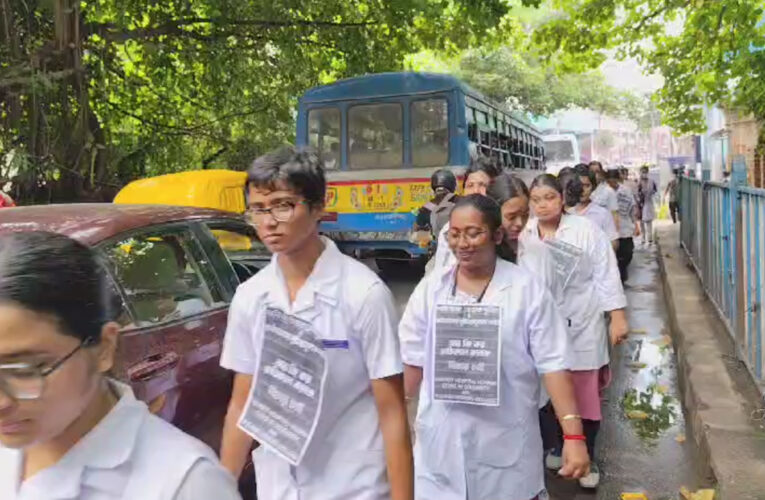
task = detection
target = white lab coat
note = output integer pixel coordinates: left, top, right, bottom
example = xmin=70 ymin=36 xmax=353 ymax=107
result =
xmin=220 ymin=237 xmax=403 ymax=500
xmin=0 ymin=382 xmax=240 ymax=500
xmin=520 ymin=214 xmax=626 ymax=370
xmin=574 ymin=203 xmax=618 ymax=242
xmin=399 ymin=259 xmax=570 ymax=500
xmin=591 ymin=183 xmax=618 ymax=213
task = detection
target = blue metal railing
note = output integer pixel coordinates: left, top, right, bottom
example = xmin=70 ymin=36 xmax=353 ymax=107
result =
xmin=680 ymin=177 xmax=765 ymax=385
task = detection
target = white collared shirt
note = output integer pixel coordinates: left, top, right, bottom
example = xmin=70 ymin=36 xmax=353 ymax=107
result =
xmin=220 ymin=237 xmax=403 ymax=500
xmin=399 ymin=259 xmax=569 ymax=500
xmin=616 ymin=183 xmax=638 ymax=238
xmin=520 ymin=214 xmax=626 ymax=370
xmin=0 ymin=382 xmax=240 ymax=500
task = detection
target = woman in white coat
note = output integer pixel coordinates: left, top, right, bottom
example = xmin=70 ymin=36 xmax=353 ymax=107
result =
xmin=520 ymin=174 xmax=629 ymax=489
xmin=0 ymin=232 xmax=241 ymax=500
xmin=400 ymin=194 xmax=590 ymax=500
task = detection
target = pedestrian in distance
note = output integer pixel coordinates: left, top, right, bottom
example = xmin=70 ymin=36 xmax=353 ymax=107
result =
xmin=664 ymin=169 xmax=681 ymax=224
xmin=429 ymin=156 xmax=501 ymax=275
xmin=0 ymin=191 xmax=14 ymax=208
xmin=637 ymin=165 xmax=658 ymax=245
xmin=610 ymin=169 xmax=641 ymax=282
xmin=399 ymin=194 xmax=590 ymax=500
xmin=414 ymin=169 xmax=458 ymax=252
xmin=219 ymin=146 xmax=414 ymax=500
xmin=520 ymin=174 xmax=629 ymax=489
xmin=0 ymin=231 xmax=242 ymax=500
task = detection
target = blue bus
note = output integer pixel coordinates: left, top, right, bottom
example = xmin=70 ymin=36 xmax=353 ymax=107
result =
xmin=296 ymin=72 xmax=544 ymax=260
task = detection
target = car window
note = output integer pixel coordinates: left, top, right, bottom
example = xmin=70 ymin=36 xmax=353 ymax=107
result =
xmin=205 ymin=221 xmax=271 ymax=284
xmin=104 ymin=274 xmax=133 ymax=327
xmin=105 ymin=229 xmax=226 ymax=327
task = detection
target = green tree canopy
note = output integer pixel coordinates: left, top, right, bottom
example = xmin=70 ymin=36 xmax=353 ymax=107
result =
xmin=533 ymin=0 xmax=765 ymax=133
xmin=1 ymin=0 xmax=533 ymax=203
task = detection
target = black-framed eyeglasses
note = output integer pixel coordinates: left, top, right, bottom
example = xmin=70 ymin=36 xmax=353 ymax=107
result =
xmin=0 ymin=337 xmax=96 ymax=401
xmin=245 ymin=200 xmax=308 ymax=226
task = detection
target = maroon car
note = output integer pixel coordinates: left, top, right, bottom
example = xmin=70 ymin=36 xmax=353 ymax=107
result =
xmin=0 ymin=204 xmax=269 ymax=491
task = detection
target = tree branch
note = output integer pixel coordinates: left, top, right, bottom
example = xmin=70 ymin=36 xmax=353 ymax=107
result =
xmin=87 ymin=17 xmax=376 ymax=43
xmin=202 ymin=147 xmax=227 ymax=169
xmin=0 ymin=68 xmax=80 ymax=89
xmin=632 ymin=0 xmax=691 ymax=33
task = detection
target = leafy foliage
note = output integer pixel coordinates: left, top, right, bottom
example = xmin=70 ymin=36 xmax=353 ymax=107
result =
xmin=533 ymin=0 xmax=765 ymax=133
xmin=1 ymin=0 xmax=527 ymax=203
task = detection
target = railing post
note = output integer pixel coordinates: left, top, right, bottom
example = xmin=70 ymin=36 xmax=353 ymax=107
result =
xmin=731 ymin=156 xmax=747 ymax=357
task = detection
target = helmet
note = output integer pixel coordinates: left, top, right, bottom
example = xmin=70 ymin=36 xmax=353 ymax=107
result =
xmin=431 ymin=169 xmax=457 ymax=193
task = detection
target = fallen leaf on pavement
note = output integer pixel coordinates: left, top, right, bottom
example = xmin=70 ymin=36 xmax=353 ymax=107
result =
xmin=631 ymin=329 xmax=647 ymax=335
xmin=675 ymin=434 xmax=686 ymax=443
xmin=656 ymin=384 xmax=670 ymax=394
xmin=651 ymin=335 xmax=673 ymax=347
xmin=626 ymin=410 xmax=649 ymax=420
xmin=680 ymin=486 xmax=715 ymax=500
xmin=628 ymin=361 xmax=648 ymax=369
xmin=620 ymin=493 xmax=648 ymax=500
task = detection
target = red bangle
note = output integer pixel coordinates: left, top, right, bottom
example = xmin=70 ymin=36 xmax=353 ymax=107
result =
xmin=563 ymin=434 xmax=586 ymax=441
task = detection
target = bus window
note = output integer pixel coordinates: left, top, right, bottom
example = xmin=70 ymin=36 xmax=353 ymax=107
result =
xmin=411 ymin=98 xmax=449 ymax=167
xmin=308 ymin=107 xmax=341 ymax=170
xmin=348 ymin=103 xmax=403 ymax=170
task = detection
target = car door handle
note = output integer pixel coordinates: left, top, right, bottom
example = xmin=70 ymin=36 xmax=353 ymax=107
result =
xmin=127 ymin=352 xmax=180 ymax=382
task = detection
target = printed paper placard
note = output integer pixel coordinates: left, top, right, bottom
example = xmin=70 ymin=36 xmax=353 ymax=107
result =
xmin=238 ymin=308 xmax=327 ymax=465
xmin=432 ymin=304 xmax=502 ymax=406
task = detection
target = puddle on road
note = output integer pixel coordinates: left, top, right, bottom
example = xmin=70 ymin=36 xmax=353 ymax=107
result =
xmin=621 ymin=332 xmax=682 ymax=444
xmin=622 ymin=384 xmax=679 ymax=441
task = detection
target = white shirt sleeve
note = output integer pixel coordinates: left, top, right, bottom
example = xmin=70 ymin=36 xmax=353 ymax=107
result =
xmin=355 ymin=283 xmax=404 ymax=380
xmin=174 ymin=458 xmax=242 ymax=500
xmin=589 ymin=226 xmax=627 ymax=312
xmin=398 ymin=277 xmax=430 ymax=367
xmin=607 ymin=188 xmax=619 ymax=213
xmin=602 ymin=208 xmax=619 ymax=241
xmin=219 ymin=287 xmax=258 ymax=374
xmin=525 ymin=275 xmax=571 ymax=374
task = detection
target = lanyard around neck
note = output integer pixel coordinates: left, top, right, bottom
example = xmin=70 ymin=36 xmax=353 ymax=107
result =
xmin=451 ymin=265 xmax=492 ymax=303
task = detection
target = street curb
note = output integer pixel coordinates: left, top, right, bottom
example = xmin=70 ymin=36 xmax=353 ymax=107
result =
xmin=656 ymin=225 xmax=765 ymax=500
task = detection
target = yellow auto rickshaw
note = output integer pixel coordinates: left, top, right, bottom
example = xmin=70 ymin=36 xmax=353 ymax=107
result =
xmin=114 ymin=170 xmax=255 ymax=253
xmin=114 ymin=169 xmax=247 ymax=213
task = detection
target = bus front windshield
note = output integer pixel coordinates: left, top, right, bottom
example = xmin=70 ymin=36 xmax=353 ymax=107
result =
xmin=348 ymin=103 xmax=403 ymax=170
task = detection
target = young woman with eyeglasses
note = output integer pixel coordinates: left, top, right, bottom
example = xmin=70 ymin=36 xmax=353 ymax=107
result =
xmin=0 ymin=231 xmax=241 ymax=500
xmin=399 ymin=194 xmax=590 ymax=500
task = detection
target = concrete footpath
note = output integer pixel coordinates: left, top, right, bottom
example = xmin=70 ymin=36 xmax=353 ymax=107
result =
xmin=657 ymin=223 xmax=765 ymax=499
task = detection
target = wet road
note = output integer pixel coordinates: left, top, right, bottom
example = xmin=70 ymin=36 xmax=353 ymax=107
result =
xmin=382 ymin=239 xmax=709 ymax=499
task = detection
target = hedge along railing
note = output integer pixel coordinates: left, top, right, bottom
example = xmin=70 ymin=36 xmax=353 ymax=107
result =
xmin=679 ymin=175 xmax=765 ymax=388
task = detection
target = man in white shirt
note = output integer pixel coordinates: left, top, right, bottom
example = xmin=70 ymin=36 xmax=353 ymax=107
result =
xmin=219 ymin=146 xmax=413 ymax=500
xmin=610 ymin=169 xmax=641 ymax=282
